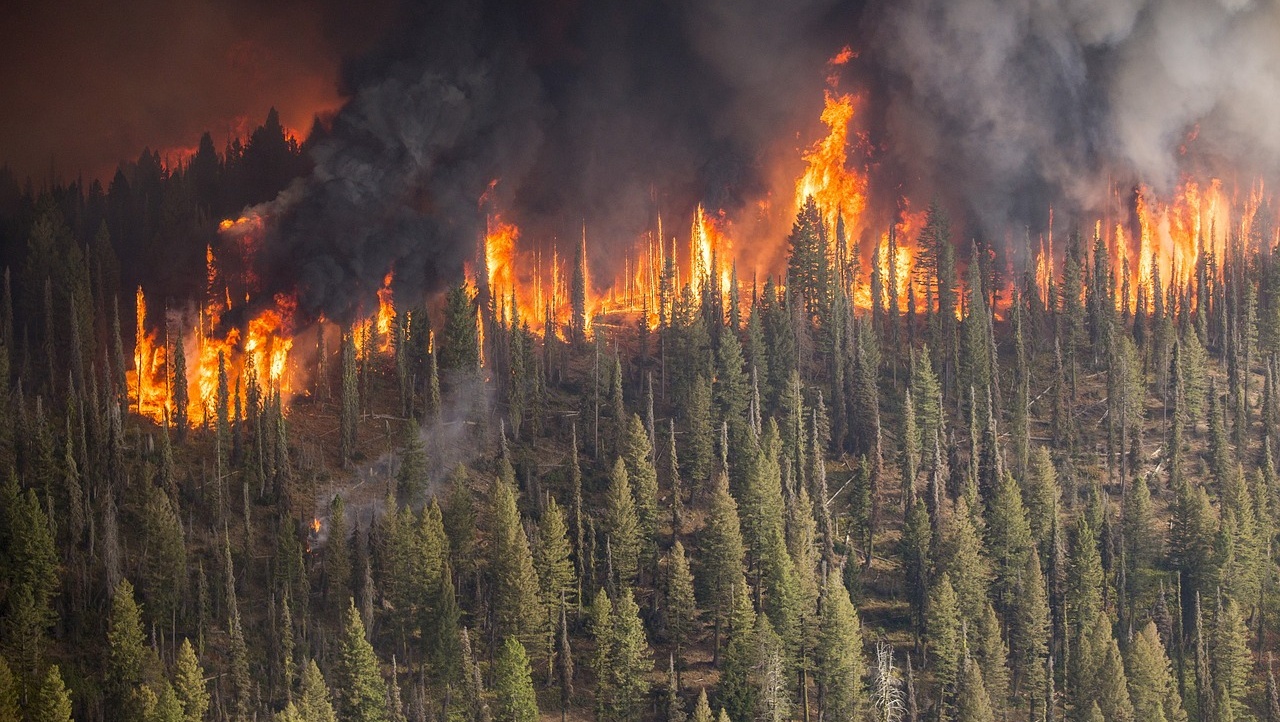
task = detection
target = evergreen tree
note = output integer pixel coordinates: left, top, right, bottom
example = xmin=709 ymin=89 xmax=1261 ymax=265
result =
xmin=297 ymin=660 xmax=337 ymax=722
xmin=394 ymin=422 xmax=428 ymax=503
xmin=489 ymin=478 xmax=545 ymax=650
xmin=699 ymin=471 xmax=746 ymax=661
xmin=684 ymin=375 xmax=715 ymax=490
xmin=106 ymin=579 xmax=155 ymax=721
xmin=817 ymin=570 xmax=868 ymax=722
xmin=335 ymin=600 xmax=387 ymax=722
xmin=718 ymin=581 xmax=758 ymax=722
xmin=173 ymin=639 xmax=209 ymax=722
xmin=441 ymin=283 xmax=480 ymax=373
xmin=664 ymin=541 xmax=698 ymax=676
xmin=926 ymin=573 xmax=963 ymax=692
xmin=607 ymin=588 xmax=653 ymax=722
xmin=340 ymin=330 xmax=359 ymax=465
xmin=0 ymin=657 xmax=18 ymax=722
xmin=28 ymin=664 xmax=72 ymax=722
xmin=690 ymin=689 xmax=714 ymax=722
xmin=492 ymin=638 xmax=539 ymax=722
xmin=623 ymin=415 xmax=660 ymax=575
xmin=535 ymin=498 xmax=576 ymax=654
xmin=604 ymin=458 xmax=641 ymax=589
xmin=1210 ymin=596 xmax=1251 ymax=722
xmin=955 ymin=656 xmax=995 ymax=722
xmin=324 ymin=495 xmax=351 ymax=616
xmin=1127 ymin=621 xmax=1186 ymax=722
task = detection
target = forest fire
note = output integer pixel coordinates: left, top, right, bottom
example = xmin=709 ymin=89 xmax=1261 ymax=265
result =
xmin=124 ymin=56 xmax=1280 ymax=432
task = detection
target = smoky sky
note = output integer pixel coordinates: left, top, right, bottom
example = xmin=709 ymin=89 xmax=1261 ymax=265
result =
xmin=0 ymin=0 xmax=395 ymax=183
xmin=6 ymin=0 xmax=1279 ymax=322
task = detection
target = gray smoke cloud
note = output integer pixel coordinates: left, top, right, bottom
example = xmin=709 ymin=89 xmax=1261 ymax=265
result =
xmin=872 ymin=0 xmax=1280 ymax=238
xmin=249 ymin=0 xmax=855 ymax=322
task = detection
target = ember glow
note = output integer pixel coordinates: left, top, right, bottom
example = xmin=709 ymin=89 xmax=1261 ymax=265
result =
xmin=124 ymin=52 xmax=1280 ymax=427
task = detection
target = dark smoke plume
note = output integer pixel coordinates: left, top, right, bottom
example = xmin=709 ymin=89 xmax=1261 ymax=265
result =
xmin=254 ymin=0 xmax=1280 ymax=321
xmin=254 ymin=0 xmax=858 ymax=322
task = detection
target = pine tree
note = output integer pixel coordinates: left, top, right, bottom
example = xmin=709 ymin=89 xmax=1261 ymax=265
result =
xmin=684 ymin=375 xmax=715 ymax=490
xmin=571 ymin=233 xmax=588 ymax=343
xmin=173 ymin=638 xmax=209 ymax=722
xmin=607 ymin=588 xmax=653 ymax=722
xmin=442 ymin=283 xmax=480 ymax=372
xmin=493 ymin=638 xmax=539 ymax=722
xmin=172 ymin=330 xmax=188 ymax=435
xmin=939 ymin=499 xmax=991 ymax=626
xmin=395 ymin=421 xmax=428 ymax=503
xmin=106 ymin=579 xmax=155 ymax=721
xmin=1009 ymin=552 xmax=1050 ymax=711
xmin=340 ymin=330 xmax=359 ymax=465
xmin=0 ymin=657 xmax=18 ymax=722
xmin=985 ymin=472 xmax=1034 ymax=616
xmin=535 ymin=498 xmax=576 ymax=653
xmin=955 ymin=656 xmax=995 ymax=722
xmin=664 ymin=541 xmax=698 ymax=677
xmin=1127 ymin=621 xmax=1186 ymax=722
xmin=901 ymin=499 xmax=932 ymax=642
xmin=603 ymin=458 xmax=642 ymax=589
xmin=817 ymin=570 xmax=868 ymax=722
xmin=27 ymin=664 xmax=71 ymax=722
xmin=718 ymin=581 xmax=758 ymax=722
xmin=699 ymin=471 xmax=746 ymax=662
xmin=690 ymin=689 xmax=714 ymax=722
xmin=926 ymin=573 xmax=963 ymax=692
xmin=335 ymin=600 xmax=387 ymax=722
xmin=1211 ymin=596 xmax=1251 ymax=722
xmin=489 ymin=478 xmax=545 ymax=650
xmin=325 ymin=495 xmax=351 ymax=613
xmin=665 ymin=656 xmax=686 ymax=722
xmin=623 ymin=414 xmax=660 ymax=575
xmin=589 ymin=589 xmax=615 ymax=719
xmin=297 ymin=660 xmax=338 ymax=722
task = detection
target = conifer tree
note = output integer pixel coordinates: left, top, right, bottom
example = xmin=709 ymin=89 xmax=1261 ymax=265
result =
xmin=902 ymin=499 xmax=932 ymax=642
xmin=335 ymin=600 xmax=387 ymax=722
xmin=955 ymin=655 xmax=995 ymax=722
xmin=1210 ymin=596 xmax=1251 ymax=722
xmin=29 ymin=664 xmax=72 ymax=722
xmin=325 ymin=495 xmax=351 ymax=612
xmin=106 ymin=579 xmax=153 ymax=721
xmin=718 ymin=581 xmax=758 ymax=722
xmin=664 ymin=541 xmax=698 ymax=680
xmin=172 ymin=331 xmax=188 ymax=436
xmin=442 ymin=283 xmax=480 ymax=372
xmin=604 ymin=459 xmax=641 ymax=589
xmin=0 ymin=657 xmax=19 ymax=722
xmin=700 ymin=471 xmax=746 ymax=661
xmin=394 ymin=422 xmax=428 ymax=503
xmin=489 ymin=478 xmax=545 ymax=650
xmin=927 ymin=572 xmax=963 ymax=693
xmin=340 ymin=330 xmax=359 ymax=465
xmin=684 ymin=375 xmax=714 ymax=491
xmin=817 ymin=570 xmax=868 ymax=722
xmin=1127 ymin=621 xmax=1186 ymax=722
xmin=535 ymin=498 xmax=576 ymax=650
xmin=493 ymin=638 xmax=539 ymax=722
xmin=939 ymin=499 xmax=991 ymax=626
xmin=690 ymin=689 xmax=713 ymax=722
xmin=173 ymin=638 xmax=209 ymax=722
xmin=985 ymin=472 xmax=1034 ymax=615
xmin=607 ymin=588 xmax=653 ymax=722
xmin=623 ymin=415 xmax=660 ymax=575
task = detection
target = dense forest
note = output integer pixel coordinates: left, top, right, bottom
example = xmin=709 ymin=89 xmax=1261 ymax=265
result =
xmin=3 ymin=113 xmax=1280 ymax=722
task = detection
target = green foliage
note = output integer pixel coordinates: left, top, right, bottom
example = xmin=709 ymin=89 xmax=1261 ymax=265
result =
xmin=488 ymin=479 xmax=544 ymax=650
xmin=335 ymin=600 xmax=387 ymax=722
xmin=622 ymin=414 xmax=660 ymax=572
xmin=604 ymin=458 xmax=641 ymax=588
xmin=816 ymin=570 xmax=867 ymax=722
xmin=441 ymin=283 xmax=480 ymax=373
xmin=664 ymin=541 xmax=698 ymax=661
xmin=1127 ymin=621 xmax=1186 ymax=722
xmin=173 ymin=639 xmax=209 ymax=722
xmin=492 ymin=638 xmax=538 ymax=722
xmin=28 ymin=664 xmax=71 ymax=722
